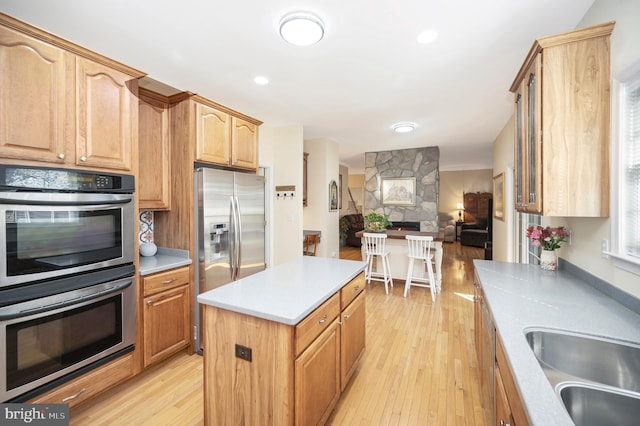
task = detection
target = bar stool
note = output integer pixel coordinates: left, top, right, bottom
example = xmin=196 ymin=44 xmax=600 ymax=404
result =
xmin=363 ymin=233 xmax=393 ymax=294
xmin=404 ymin=235 xmax=436 ymax=301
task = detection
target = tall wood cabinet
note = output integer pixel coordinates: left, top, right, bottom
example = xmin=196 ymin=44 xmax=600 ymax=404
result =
xmin=510 ymin=22 xmax=614 ymax=216
xmin=463 ymin=192 xmax=492 ymax=223
xmin=0 ymin=13 xmax=144 ymax=172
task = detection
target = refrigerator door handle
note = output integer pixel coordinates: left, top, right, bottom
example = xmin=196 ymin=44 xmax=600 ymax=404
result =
xmin=234 ymin=195 xmax=242 ymax=279
xmin=229 ymin=196 xmax=236 ymax=281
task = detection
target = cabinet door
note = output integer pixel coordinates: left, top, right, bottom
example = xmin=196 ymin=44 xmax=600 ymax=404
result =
xmin=196 ymin=103 xmax=231 ymax=165
xmin=514 ymin=80 xmax=526 ymax=209
xmin=495 ymin=366 xmax=515 ymax=426
xmin=139 ymin=93 xmax=170 ymax=210
xmin=143 ymin=284 xmax=190 ymax=367
xmin=75 ymin=57 xmax=136 ymax=171
xmin=523 ymin=55 xmax=542 ymax=213
xmin=340 ymin=290 xmax=365 ymax=390
xmin=0 ymin=26 xmax=71 ymax=163
xmin=295 ymin=321 xmax=341 ymax=426
xmin=231 ymin=117 xmax=258 ymax=170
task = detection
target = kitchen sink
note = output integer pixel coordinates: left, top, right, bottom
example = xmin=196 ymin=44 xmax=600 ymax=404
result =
xmin=525 ymin=328 xmax=640 ymax=393
xmin=559 ymin=383 xmax=640 ymax=426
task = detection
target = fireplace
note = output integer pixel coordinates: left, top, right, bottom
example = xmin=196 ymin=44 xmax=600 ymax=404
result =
xmin=387 ymin=221 xmax=420 ymax=231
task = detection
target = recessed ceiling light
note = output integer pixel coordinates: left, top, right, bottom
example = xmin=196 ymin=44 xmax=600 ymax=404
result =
xmin=392 ymin=122 xmax=416 ymax=133
xmin=417 ymin=30 xmax=438 ymax=44
xmin=279 ymin=11 xmax=325 ymax=46
xmin=254 ymin=76 xmax=269 ymax=85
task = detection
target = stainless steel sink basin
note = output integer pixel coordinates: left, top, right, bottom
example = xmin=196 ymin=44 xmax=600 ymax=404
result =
xmin=525 ymin=329 xmax=640 ymax=393
xmin=559 ymin=383 xmax=640 ymax=426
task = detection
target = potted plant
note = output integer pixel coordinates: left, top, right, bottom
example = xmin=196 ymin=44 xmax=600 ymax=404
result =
xmin=526 ymin=225 xmax=569 ymax=270
xmin=339 ymin=216 xmax=350 ymax=246
xmin=364 ymin=212 xmax=392 ymax=232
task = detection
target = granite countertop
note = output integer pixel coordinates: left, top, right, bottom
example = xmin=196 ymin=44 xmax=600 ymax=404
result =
xmin=197 ymin=256 xmax=367 ymax=325
xmin=138 ymin=247 xmax=192 ymax=275
xmin=473 ymin=260 xmax=640 ymax=425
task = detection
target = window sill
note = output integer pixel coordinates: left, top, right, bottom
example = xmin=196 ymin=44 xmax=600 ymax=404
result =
xmin=604 ymin=251 xmax=640 ymax=276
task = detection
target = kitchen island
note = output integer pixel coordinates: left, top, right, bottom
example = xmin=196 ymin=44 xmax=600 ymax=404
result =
xmin=356 ymin=229 xmax=444 ymax=290
xmin=197 ymin=256 xmax=367 ymax=425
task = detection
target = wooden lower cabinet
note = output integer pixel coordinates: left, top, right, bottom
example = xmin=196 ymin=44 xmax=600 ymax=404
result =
xmin=496 ymin=337 xmax=529 ymax=426
xmin=295 ymin=321 xmax=341 ymax=426
xmin=29 ymin=353 xmax=134 ymax=408
xmin=340 ymin=290 xmax=366 ymax=389
xmin=141 ymin=266 xmax=191 ymax=368
xmin=203 ymin=272 xmax=366 ymax=425
xmin=495 ymin=365 xmax=515 ymax=426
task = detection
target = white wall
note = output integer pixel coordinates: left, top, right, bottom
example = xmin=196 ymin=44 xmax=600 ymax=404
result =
xmin=259 ymin=125 xmax=304 ymax=266
xmin=304 ymin=138 xmax=340 ymax=258
xmin=492 ymin=0 xmax=640 ymax=296
xmin=439 ymin=169 xmax=493 ymax=220
xmin=491 ymin=116 xmax=515 ymax=262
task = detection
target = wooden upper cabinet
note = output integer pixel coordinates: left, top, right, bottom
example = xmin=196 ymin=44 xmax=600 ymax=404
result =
xmin=0 ymin=13 xmax=145 ymax=172
xmin=231 ymin=116 xmax=258 ymax=169
xmin=510 ymin=22 xmax=614 ymax=216
xmin=138 ymin=88 xmax=171 ymax=210
xmin=194 ymin=96 xmax=261 ymax=171
xmin=196 ymin=102 xmax=231 ymax=165
xmin=0 ymin=24 xmax=71 ymax=163
xmin=75 ymin=57 xmax=137 ymax=172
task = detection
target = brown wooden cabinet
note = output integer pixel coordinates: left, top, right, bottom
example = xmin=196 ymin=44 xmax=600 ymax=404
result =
xmin=510 ymin=22 xmax=614 ymax=216
xmin=496 ymin=337 xmax=529 ymax=426
xmin=203 ymin=271 xmax=366 ymax=425
xmin=141 ymin=266 xmax=191 ymax=368
xmin=138 ymin=88 xmax=172 ymax=210
xmin=463 ymin=192 xmax=492 ymax=223
xmin=0 ymin=14 xmax=144 ymax=172
xmin=29 ymin=353 xmax=134 ymax=408
xmin=195 ymin=97 xmax=260 ymax=171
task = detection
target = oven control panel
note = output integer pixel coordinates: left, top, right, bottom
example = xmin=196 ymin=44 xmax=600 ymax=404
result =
xmin=0 ymin=165 xmax=134 ymax=193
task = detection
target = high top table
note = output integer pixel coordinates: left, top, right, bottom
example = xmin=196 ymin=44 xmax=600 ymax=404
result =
xmin=356 ymin=230 xmax=444 ymax=291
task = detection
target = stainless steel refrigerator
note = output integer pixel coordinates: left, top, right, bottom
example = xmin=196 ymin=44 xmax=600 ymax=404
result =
xmin=194 ymin=166 xmax=266 ymax=353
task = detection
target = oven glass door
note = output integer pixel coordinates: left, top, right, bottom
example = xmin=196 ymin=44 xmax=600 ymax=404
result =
xmin=1 ymin=193 xmax=134 ymax=286
xmin=6 ymin=295 xmax=122 ymax=391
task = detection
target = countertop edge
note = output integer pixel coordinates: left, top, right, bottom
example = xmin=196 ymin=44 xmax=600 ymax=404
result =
xmin=138 ymin=248 xmax=192 ymax=275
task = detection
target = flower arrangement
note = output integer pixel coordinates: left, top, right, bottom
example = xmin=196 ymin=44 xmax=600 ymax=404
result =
xmin=526 ymin=226 xmax=569 ymax=251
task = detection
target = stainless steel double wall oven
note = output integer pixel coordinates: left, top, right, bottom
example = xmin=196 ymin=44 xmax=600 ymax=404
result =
xmin=0 ymin=165 xmax=136 ymax=402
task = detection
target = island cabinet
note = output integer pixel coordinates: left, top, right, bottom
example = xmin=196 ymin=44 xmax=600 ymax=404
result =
xmin=194 ymin=96 xmax=260 ymax=171
xmin=141 ymin=266 xmax=191 ymax=368
xmin=0 ymin=14 xmax=144 ymax=172
xmin=510 ymin=21 xmax=614 ymax=216
xmin=202 ymin=270 xmax=366 ymax=426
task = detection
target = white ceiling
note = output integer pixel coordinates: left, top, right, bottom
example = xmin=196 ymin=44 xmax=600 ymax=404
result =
xmin=1 ymin=0 xmax=595 ymax=172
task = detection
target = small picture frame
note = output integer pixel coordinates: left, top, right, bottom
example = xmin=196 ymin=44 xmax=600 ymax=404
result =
xmin=382 ymin=177 xmax=416 ymax=206
xmin=493 ymin=173 xmax=504 ymax=221
xmin=329 ymin=180 xmax=338 ymax=211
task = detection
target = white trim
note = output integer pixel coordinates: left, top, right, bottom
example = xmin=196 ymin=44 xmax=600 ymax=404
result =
xmin=604 ymin=251 xmax=640 ymax=276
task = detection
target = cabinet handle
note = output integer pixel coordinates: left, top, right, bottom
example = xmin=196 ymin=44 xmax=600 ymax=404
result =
xmin=58 ymin=153 xmax=65 ymax=160
xmin=318 ymin=314 xmax=327 ymax=324
xmin=62 ymin=388 xmax=86 ymax=402
xmin=161 ymin=278 xmax=177 ymax=285
xmin=147 ymin=299 xmax=154 ymax=306
xmin=80 ymin=156 xmax=87 ymax=162
xmin=343 ymin=314 xmax=350 ymax=320
xmin=499 ymin=420 xmax=510 ymax=426
xmin=353 ymin=286 xmax=360 ymax=292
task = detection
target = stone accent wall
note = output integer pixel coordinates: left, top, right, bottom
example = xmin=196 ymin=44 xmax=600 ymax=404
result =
xmin=364 ymin=147 xmax=439 ymax=232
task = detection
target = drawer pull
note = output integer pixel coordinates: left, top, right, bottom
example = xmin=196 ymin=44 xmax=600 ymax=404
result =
xmin=318 ymin=314 xmax=327 ymax=324
xmin=80 ymin=156 xmax=87 ymax=162
xmin=147 ymin=299 xmax=154 ymax=305
xmin=62 ymin=388 xmax=86 ymax=402
xmin=353 ymin=286 xmax=360 ymax=292
xmin=161 ymin=278 xmax=177 ymax=285
xmin=343 ymin=314 xmax=350 ymax=320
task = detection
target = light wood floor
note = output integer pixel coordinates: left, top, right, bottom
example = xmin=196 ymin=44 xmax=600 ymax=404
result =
xmin=69 ymin=242 xmax=485 ymax=425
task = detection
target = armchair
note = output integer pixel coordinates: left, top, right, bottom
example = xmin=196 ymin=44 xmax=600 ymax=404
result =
xmin=460 ymin=217 xmax=489 ymax=248
xmin=342 ymin=214 xmax=364 ymax=247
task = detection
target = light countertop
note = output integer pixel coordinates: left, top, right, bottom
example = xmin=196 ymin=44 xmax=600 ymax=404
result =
xmin=138 ymin=247 xmax=192 ymax=275
xmin=197 ymin=256 xmax=367 ymax=325
xmin=474 ymin=260 xmax=640 ymax=425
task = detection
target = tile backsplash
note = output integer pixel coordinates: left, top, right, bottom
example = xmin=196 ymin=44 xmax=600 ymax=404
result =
xmin=139 ymin=210 xmax=154 ymax=243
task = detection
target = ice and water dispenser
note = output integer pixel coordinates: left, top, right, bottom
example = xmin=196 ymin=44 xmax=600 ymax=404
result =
xmin=210 ymin=223 xmax=228 ymax=259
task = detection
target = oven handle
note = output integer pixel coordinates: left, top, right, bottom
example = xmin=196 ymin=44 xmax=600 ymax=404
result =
xmin=0 ymin=197 xmax=132 ymax=206
xmin=0 ymin=278 xmax=133 ymax=320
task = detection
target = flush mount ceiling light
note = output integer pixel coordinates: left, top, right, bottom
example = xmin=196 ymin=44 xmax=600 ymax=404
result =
xmin=279 ymin=11 xmax=325 ymax=46
xmin=417 ymin=29 xmax=438 ymax=44
xmin=392 ymin=122 xmax=416 ymax=133
xmin=253 ymin=76 xmax=269 ymax=85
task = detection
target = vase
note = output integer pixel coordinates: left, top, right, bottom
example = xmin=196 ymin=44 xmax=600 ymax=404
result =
xmin=540 ymin=249 xmax=557 ymax=271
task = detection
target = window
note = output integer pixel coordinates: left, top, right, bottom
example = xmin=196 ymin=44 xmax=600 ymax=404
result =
xmin=610 ymin=62 xmax=640 ymax=275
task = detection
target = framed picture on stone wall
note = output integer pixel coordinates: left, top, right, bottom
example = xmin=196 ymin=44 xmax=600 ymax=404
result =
xmin=381 ymin=177 xmax=416 ymax=206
